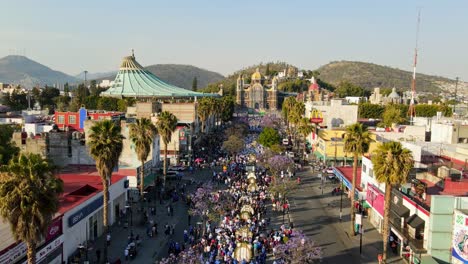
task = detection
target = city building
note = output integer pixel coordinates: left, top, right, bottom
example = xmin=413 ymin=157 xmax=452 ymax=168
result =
xmin=54 ymin=106 xmax=124 ymax=132
xmin=236 ymin=68 xmax=280 ymax=111
xmin=0 ymin=169 xmax=129 ymax=264
xmin=305 ymin=99 xmax=358 ymax=130
xmin=369 ymin=87 xmax=405 ymax=105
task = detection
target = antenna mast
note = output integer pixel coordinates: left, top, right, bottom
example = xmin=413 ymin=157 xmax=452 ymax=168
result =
xmin=408 ymin=10 xmax=421 ymax=125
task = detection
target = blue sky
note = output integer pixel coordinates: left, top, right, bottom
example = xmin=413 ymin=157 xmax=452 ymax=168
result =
xmin=0 ymin=0 xmax=467 ymax=81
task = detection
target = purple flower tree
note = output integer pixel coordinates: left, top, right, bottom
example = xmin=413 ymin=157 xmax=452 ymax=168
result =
xmin=274 ymin=230 xmax=322 ymax=264
xmin=189 ymin=183 xmax=225 ymax=234
xmin=267 ymin=155 xmax=294 ymax=177
xmin=260 ymin=114 xmax=282 ymax=129
xmin=159 ymin=247 xmax=201 ymax=264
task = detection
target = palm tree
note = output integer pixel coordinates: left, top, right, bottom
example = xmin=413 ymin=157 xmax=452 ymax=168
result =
xmin=156 ymin=111 xmax=178 ymax=187
xmin=372 ymin=141 xmax=413 ymax=262
xmin=298 ymin=117 xmax=314 ymax=161
xmin=0 ymin=153 xmax=63 ymax=264
xmin=282 ymin=96 xmax=297 ymax=129
xmin=87 ymin=120 xmax=124 ymax=261
xmin=129 ymin=118 xmax=158 ymax=196
xmin=197 ymin=97 xmax=212 ymax=133
xmin=288 ymin=101 xmax=305 ymax=151
xmin=344 ymin=123 xmax=371 ymax=235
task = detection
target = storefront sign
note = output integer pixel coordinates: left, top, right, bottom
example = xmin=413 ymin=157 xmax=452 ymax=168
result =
xmin=452 ymin=210 xmax=468 ymax=263
xmin=68 ymin=196 xmax=103 ymax=227
xmin=366 ymin=184 xmax=385 ymax=217
xmin=0 ymin=217 xmax=63 ymax=264
xmin=45 ymin=217 xmax=62 ymax=242
xmin=22 ymin=235 xmax=64 ymax=264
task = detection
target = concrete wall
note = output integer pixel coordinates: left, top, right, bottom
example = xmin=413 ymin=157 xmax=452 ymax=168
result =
xmin=162 ymin=103 xmax=197 ymax=123
xmin=361 ymin=156 xmax=386 ymax=192
xmin=431 ymin=123 xmax=454 ymax=144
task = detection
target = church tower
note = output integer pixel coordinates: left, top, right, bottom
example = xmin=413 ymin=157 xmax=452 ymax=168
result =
xmin=236 ymin=74 xmax=244 ymax=107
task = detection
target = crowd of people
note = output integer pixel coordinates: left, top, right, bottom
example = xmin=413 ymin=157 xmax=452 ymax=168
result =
xmin=159 ymin=130 xmax=297 ymax=264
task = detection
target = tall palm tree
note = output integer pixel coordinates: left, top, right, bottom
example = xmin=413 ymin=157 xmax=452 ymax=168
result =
xmin=282 ymin=96 xmax=297 ymax=129
xmin=372 ymin=141 xmax=413 ymax=262
xmin=129 ymin=118 xmax=158 ymax=196
xmin=156 ymin=111 xmax=178 ymax=187
xmin=0 ymin=153 xmax=63 ymax=264
xmin=298 ymin=117 xmax=314 ymax=161
xmin=288 ymin=101 xmax=305 ymax=151
xmin=197 ymin=97 xmax=214 ymax=133
xmin=344 ymin=123 xmax=371 ymax=235
xmin=87 ymin=120 xmax=124 ymax=261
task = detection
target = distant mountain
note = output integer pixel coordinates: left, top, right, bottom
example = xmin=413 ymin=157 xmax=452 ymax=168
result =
xmin=316 ymin=61 xmax=458 ymax=93
xmin=0 ymin=55 xmax=78 ymax=88
xmin=95 ymin=64 xmax=224 ymax=90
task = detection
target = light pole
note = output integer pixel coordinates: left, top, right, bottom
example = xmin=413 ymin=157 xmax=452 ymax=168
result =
xmin=359 ymin=198 xmax=364 ymax=254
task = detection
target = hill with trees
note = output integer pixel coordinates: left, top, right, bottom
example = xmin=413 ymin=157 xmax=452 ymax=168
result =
xmin=0 ymin=55 xmax=78 ymax=88
xmin=316 ymin=61 xmax=457 ymax=93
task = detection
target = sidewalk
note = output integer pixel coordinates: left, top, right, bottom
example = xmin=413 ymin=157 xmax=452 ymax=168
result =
xmin=295 ymin=168 xmax=404 ymax=264
xmin=83 ymin=168 xmax=214 ymax=264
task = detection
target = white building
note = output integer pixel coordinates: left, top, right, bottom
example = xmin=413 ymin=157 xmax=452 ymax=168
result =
xmin=305 ymin=99 xmax=358 ymax=129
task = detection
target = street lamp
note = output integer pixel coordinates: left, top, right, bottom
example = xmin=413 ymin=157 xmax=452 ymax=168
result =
xmin=339 ymin=178 xmax=344 ymax=221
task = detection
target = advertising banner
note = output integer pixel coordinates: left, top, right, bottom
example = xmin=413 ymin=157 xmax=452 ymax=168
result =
xmin=452 ymin=210 xmax=468 ymax=263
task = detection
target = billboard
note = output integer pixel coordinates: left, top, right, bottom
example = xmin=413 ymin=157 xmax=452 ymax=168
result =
xmin=452 ymin=210 xmax=468 ymax=263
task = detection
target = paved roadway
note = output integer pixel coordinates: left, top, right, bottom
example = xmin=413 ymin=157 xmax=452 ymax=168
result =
xmin=280 ymin=168 xmax=404 ymax=264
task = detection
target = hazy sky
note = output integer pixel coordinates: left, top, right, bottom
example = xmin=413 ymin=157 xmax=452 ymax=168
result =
xmin=0 ymin=0 xmax=467 ymax=81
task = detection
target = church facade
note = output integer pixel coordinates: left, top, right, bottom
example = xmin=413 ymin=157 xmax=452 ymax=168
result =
xmin=236 ymin=68 xmax=282 ymax=111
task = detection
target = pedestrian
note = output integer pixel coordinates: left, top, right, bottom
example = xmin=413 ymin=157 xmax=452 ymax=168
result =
xmin=124 ymin=247 xmax=129 ymax=261
xmin=188 ymin=214 xmax=191 ymax=225
xmin=170 ymin=205 xmax=174 ymax=216
xmin=96 ymin=249 xmax=101 ymax=263
xmin=167 ymin=205 xmax=171 ymax=216
xmin=106 ymin=233 xmax=111 ymax=246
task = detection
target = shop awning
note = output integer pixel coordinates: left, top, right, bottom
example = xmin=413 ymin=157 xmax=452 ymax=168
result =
xmin=363 ymin=201 xmax=372 ymax=209
xmin=407 ymin=214 xmax=425 ymax=229
xmin=391 ymin=203 xmax=410 ymax=218
xmin=143 ymin=173 xmax=157 ymax=188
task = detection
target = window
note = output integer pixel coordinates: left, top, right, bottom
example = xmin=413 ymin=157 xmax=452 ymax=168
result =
xmin=69 ymin=115 xmax=76 ymax=124
xmin=57 ymin=115 xmax=65 ymax=124
xmin=369 ymin=168 xmax=374 ymax=178
xmin=362 ymin=164 xmax=367 ymax=174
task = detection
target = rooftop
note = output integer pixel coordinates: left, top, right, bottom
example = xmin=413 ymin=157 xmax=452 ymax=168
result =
xmin=101 ymin=53 xmax=218 ymax=99
xmin=334 ymin=166 xmax=362 ymax=191
xmin=58 ymin=167 xmax=129 ymax=214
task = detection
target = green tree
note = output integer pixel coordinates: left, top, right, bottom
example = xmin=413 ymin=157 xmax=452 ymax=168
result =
xmin=156 ymin=111 xmax=178 ymax=187
xmin=84 ymin=95 xmax=99 ymax=110
xmin=222 ymin=135 xmax=244 ymax=158
xmin=344 ymin=123 xmax=371 ymax=235
xmin=192 ymin=77 xmax=198 ymax=91
xmin=220 ymin=96 xmax=235 ymax=123
xmin=335 ymin=81 xmax=369 ymax=98
xmin=129 ymin=118 xmax=158 ymax=196
xmin=298 ymin=117 xmax=314 ymax=159
xmin=63 ymin=82 xmax=70 ymax=95
xmin=197 ymin=97 xmax=213 ymax=133
xmin=372 ymin=142 xmax=413 ymax=262
xmin=0 ymin=125 xmax=19 ymax=166
xmin=87 ymin=120 xmax=124 ymax=261
xmin=258 ymin=127 xmax=281 ymax=148
xmin=358 ymin=103 xmax=385 ymax=118
xmin=415 ymin=104 xmax=453 ymax=117
xmin=39 ymin=87 xmax=60 ymax=109
xmin=0 ymin=153 xmax=63 ymax=264
xmin=382 ymin=105 xmax=405 ymax=127
xmin=97 ymin=97 xmax=119 ymax=111
xmin=7 ymin=88 xmax=28 ymax=111
xmin=282 ymin=96 xmax=297 ymax=129
xmin=89 ymin=80 xmax=98 ymax=96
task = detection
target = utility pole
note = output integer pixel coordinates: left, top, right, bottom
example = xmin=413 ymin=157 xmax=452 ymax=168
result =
xmin=408 ymin=10 xmax=421 ymax=125
xmin=84 ymin=70 xmax=88 ymax=87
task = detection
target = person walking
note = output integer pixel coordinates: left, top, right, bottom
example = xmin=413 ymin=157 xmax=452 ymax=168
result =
xmin=106 ymin=233 xmax=111 ymax=246
xmin=124 ymin=247 xmax=129 ymax=261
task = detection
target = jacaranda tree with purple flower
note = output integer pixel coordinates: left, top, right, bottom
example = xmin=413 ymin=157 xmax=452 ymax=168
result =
xmin=274 ymin=230 xmax=322 ymax=264
xmin=159 ymin=247 xmax=201 ymax=264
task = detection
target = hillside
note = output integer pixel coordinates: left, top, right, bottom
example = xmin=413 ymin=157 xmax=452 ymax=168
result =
xmin=95 ymin=64 xmax=224 ymax=90
xmin=0 ymin=55 xmax=78 ymax=88
xmin=317 ymin=61 xmax=457 ymax=93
